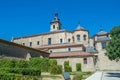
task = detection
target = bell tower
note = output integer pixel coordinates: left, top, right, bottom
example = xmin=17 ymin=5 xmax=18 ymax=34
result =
xmin=50 ymin=13 xmax=61 ymax=32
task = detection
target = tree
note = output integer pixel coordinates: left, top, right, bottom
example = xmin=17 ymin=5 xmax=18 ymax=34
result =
xmin=105 ymin=26 xmax=120 ymax=61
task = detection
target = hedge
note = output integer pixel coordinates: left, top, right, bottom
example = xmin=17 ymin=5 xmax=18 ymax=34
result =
xmin=76 ymin=63 xmax=81 ymax=71
xmin=49 ymin=60 xmax=62 ymax=74
xmin=29 ymin=58 xmax=49 ymax=72
xmin=64 ymin=61 xmax=72 ymax=72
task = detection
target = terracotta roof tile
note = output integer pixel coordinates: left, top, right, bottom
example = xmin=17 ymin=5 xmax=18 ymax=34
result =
xmin=35 ymin=43 xmax=84 ymax=49
xmin=50 ymin=52 xmax=93 ymax=58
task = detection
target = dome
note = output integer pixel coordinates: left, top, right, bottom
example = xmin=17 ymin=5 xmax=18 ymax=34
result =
xmin=75 ymin=24 xmax=87 ymax=31
xmin=96 ymin=28 xmax=108 ymax=35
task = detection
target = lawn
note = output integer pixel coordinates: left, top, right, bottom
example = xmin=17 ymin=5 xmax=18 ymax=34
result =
xmin=39 ymin=71 xmax=93 ymax=80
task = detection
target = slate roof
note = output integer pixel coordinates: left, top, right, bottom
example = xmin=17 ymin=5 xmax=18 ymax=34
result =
xmin=96 ymin=36 xmax=110 ymax=41
xmin=74 ymin=24 xmax=88 ymax=31
xmin=97 ymin=30 xmax=108 ymax=35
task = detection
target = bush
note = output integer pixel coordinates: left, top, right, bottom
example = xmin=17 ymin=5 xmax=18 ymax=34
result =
xmin=15 ymin=60 xmax=29 ymax=68
xmin=49 ymin=60 xmax=62 ymax=74
xmin=49 ymin=59 xmax=57 ymax=72
xmin=64 ymin=61 xmax=72 ymax=72
xmin=57 ymin=65 xmax=62 ymax=74
xmin=50 ymin=65 xmax=62 ymax=74
xmin=64 ymin=61 xmax=69 ymax=67
xmin=76 ymin=63 xmax=81 ymax=71
xmin=29 ymin=58 xmax=49 ymax=72
xmin=49 ymin=59 xmax=57 ymax=66
xmin=73 ymin=74 xmax=83 ymax=80
xmin=0 ymin=59 xmax=17 ymax=68
xmin=0 ymin=68 xmax=41 ymax=76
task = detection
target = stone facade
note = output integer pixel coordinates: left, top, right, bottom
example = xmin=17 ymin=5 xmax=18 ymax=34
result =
xmin=0 ymin=39 xmax=49 ymax=60
xmin=11 ymin=13 xmax=120 ymax=71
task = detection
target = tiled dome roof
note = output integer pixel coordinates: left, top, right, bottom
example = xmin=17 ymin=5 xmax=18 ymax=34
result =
xmin=75 ymin=24 xmax=87 ymax=31
xmin=96 ymin=29 xmax=107 ymax=35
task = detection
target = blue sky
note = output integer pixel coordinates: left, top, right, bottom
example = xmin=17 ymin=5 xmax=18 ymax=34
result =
xmin=0 ymin=0 xmax=120 ymax=41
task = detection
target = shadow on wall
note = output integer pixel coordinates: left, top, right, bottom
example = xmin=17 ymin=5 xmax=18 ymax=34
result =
xmin=106 ymin=73 xmax=120 ymax=78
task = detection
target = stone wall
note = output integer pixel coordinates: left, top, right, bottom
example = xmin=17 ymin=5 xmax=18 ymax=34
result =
xmin=0 ymin=39 xmax=49 ymax=60
xmin=52 ymin=56 xmax=95 ymax=72
xmin=97 ymin=50 xmax=120 ymax=71
xmin=13 ymin=30 xmax=89 ymax=48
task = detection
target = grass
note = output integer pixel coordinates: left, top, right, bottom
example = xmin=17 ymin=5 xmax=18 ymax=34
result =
xmin=69 ymin=71 xmax=93 ymax=80
xmin=41 ymin=75 xmax=62 ymax=79
xmin=39 ymin=71 xmax=93 ymax=80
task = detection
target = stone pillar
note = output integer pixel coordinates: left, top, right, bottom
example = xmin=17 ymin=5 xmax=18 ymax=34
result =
xmin=26 ymin=53 xmax=31 ymax=61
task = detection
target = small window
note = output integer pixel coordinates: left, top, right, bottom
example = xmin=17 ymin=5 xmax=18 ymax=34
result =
xmin=83 ymin=58 xmax=87 ymax=64
xmin=60 ymin=39 xmax=63 ymax=43
xmin=76 ymin=35 xmax=80 ymax=41
xmin=68 ymin=48 xmax=71 ymax=52
xmin=48 ymin=38 xmax=51 ymax=45
xmin=37 ymin=41 xmax=40 ymax=45
xmin=68 ymin=39 xmax=71 ymax=43
xmin=29 ymin=42 xmax=32 ymax=47
xmin=83 ymin=35 xmax=87 ymax=41
xmin=53 ymin=25 xmax=55 ymax=29
xmin=50 ymin=50 xmax=52 ymax=53
xmin=22 ymin=43 xmax=25 ymax=46
xmin=102 ymin=42 xmax=106 ymax=49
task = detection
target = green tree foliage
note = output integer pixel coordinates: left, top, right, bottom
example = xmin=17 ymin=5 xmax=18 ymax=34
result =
xmin=29 ymin=58 xmax=49 ymax=72
xmin=106 ymin=26 xmax=120 ymax=61
xmin=64 ymin=61 xmax=72 ymax=72
xmin=15 ymin=60 xmax=29 ymax=68
xmin=73 ymin=74 xmax=83 ymax=80
xmin=49 ymin=59 xmax=62 ymax=74
xmin=76 ymin=63 xmax=81 ymax=71
xmin=0 ymin=59 xmax=16 ymax=68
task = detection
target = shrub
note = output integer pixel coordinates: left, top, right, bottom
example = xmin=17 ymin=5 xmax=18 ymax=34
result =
xmin=57 ymin=65 xmax=62 ymax=74
xmin=50 ymin=65 xmax=62 ymax=74
xmin=29 ymin=58 xmax=49 ymax=72
xmin=15 ymin=60 xmax=29 ymax=68
xmin=73 ymin=74 xmax=83 ymax=80
xmin=64 ymin=61 xmax=69 ymax=67
xmin=49 ymin=60 xmax=62 ymax=74
xmin=76 ymin=63 xmax=81 ymax=71
xmin=0 ymin=59 xmax=17 ymax=68
xmin=49 ymin=59 xmax=57 ymax=67
xmin=64 ymin=61 xmax=72 ymax=72
xmin=49 ymin=59 xmax=57 ymax=72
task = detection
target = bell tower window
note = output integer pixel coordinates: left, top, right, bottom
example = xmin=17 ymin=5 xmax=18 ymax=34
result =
xmin=76 ymin=35 xmax=80 ymax=41
xmin=53 ymin=25 xmax=55 ymax=29
xmin=50 ymin=13 xmax=61 ymax=32
xmin=48 ymin=38 xmax=51 ymax=45
xmin=83 ymin=35 xmax=87 ymax=41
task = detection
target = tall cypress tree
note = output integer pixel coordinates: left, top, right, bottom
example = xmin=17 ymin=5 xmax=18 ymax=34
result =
xmin=105 ymin=26 xmax=120 ymax=61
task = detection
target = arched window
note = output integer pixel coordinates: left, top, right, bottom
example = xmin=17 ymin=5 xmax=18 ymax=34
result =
xmin=68 ymin=48 xmax=71 ymax=52
xmin=83 ymin=58 xmax=87 ymax=64
xmin=53 ymin=25 xmax=55 ymax=29
xmin=83 ymin=35 xmax=87 ymax=41
xmin=76 ymin=35 xmax=80 ymax=41
xmin=102 ymin=42 xmax=106 ymax=49
xmin=60 ymin=39 xmax=63 ymax=43
xmin=50 ymin=50 xmax=52 ymax=53
xmin=68 ymin=38 xmax=71 ymax=43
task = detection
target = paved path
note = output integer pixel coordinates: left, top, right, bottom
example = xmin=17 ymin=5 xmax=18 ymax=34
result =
xmin=85 ymin=71 xmax=120 ymax=80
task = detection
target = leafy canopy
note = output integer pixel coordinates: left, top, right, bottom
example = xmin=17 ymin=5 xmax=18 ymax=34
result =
xmin=105 ymin=26 xmax=120 ymax=61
